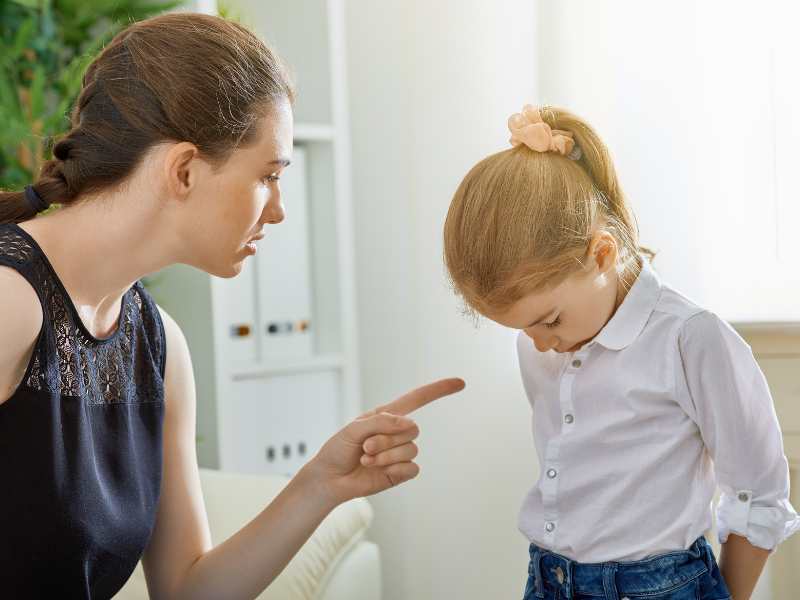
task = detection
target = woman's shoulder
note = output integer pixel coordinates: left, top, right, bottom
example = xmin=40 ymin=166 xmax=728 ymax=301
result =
xmin=0 ymin=266 xmax=43 ymax=405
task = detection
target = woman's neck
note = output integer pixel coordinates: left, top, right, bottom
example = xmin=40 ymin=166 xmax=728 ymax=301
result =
xmin=18 ymin=199 xmax=177 ymax=335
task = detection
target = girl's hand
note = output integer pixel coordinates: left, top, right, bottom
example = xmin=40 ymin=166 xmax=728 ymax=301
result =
xmin=301 ymin=378 xmax=466 ymax=507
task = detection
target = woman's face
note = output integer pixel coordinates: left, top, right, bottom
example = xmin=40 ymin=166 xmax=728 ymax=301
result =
xmin=174 ymin=98 xmax=294 ymax=277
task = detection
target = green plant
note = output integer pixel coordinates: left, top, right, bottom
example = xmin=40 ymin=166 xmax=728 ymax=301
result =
xmin=0 ymin=0 xmax=182 ymax=191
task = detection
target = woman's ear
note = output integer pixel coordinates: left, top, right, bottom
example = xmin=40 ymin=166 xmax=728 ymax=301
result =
xmin=587 ymin=230 xmax=619 ymax=274
xmin=163 ymin=141 xmax=201 ymax=200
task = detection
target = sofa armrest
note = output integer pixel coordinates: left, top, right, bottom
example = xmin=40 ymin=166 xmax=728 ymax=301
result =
xmin=115 ymin=468 xmax=379 ymax=600
xmin=317 ymin=540 xmax=381 ymax=600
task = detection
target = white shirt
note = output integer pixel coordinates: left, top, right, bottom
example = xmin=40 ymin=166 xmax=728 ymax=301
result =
xmin=516 ymin=257 xmax=800 ymax=562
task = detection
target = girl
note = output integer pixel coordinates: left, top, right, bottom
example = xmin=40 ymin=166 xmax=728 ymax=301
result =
xmin=0 ymin=13 xmax=464 ymax=599
xmin=443 ymin=105 xmax=799 ymax=600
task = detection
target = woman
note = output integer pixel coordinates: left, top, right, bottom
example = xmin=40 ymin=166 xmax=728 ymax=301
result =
xmin=0 ymin=12 xmax=464 ymax=599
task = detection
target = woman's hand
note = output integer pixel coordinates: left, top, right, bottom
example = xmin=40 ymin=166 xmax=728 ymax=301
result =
xmin=300 ymin=378 xmax=466 ymax=507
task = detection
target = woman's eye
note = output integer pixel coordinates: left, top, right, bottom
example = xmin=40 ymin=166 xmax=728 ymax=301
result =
xmin=543 ymin=316 xmax=561 ymax=329
xmin=262 ymin=174 xmax=280 ymax=184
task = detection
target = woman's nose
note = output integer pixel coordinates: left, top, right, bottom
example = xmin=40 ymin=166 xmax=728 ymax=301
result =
xmin=263 ymin=191 xmax=285 ymax=225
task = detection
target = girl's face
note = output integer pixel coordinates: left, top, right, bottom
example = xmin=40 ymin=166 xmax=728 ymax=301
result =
xmin=487 ymin=234 xmax=625 ymax=353
xmin=172 ymin=98 xmax=294 ymax=277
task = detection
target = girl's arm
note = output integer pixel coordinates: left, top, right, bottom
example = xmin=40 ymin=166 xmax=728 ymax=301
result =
xmin=719 ymin=533 xmax=770 ymax=600
xmin=677 ymin=310 xmax=800 ymax=598
xmin=142 ymin=306 xmax=463 ymax=600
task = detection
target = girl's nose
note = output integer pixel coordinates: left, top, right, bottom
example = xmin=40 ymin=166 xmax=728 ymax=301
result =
xmin=525 ymin=331 xmax=560 ymax=352
xmin=526 ymin=329 xmax=558 ymax=353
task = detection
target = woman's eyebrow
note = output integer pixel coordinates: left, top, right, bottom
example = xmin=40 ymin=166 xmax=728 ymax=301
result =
xmin=267 ymin=158 xmax=291 ymax=167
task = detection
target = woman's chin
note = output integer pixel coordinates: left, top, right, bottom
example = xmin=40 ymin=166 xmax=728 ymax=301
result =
xmin=202 ymin=258 xmax=245 ymax=279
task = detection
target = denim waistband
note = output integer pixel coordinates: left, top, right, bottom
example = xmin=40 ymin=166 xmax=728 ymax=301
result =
xmin=528 ymin=535 xmax=713 ymax=599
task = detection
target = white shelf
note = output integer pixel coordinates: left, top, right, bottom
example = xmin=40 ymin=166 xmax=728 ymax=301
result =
xmin=149 ymin=0 xmax=361 ymax=476
xmin=231 ymin=354 xmax=345 ymax=380
xmin=294 ymin=123 xmax=335 ymax=141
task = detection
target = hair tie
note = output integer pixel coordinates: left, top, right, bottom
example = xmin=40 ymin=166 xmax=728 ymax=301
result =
xmin=24 ymin=185 xmax=50 ymax=213
xmin=508 ymin=105 xmax=582 ymax=160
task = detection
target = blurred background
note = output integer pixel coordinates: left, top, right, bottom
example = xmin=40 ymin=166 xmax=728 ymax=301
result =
xmin=2 ymin=1 xmax=798 ymax=599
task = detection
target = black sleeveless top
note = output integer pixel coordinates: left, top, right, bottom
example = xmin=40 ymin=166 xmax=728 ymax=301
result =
xmin=0 ymin=223 xmax=166 ymax=599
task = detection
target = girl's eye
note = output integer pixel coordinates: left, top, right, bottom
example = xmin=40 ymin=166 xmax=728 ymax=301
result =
xmin=262 ymin=174 xmax=280 ymax=184
xmin=543 ymin=316 xmax=561 ymax=329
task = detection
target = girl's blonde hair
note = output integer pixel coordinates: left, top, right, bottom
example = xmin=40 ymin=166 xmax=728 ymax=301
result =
xmin=443 ymin=105 xmax=654 ymax=319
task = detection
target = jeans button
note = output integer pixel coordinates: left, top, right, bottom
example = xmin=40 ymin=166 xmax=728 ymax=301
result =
xmin=554 ymin=566 xmax=564 ymax=584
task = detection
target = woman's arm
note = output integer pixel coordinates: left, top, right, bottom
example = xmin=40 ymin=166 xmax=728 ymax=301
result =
xmin=718 ymin=533 xmax=770 ymax=600
xmin=143 ymin=306 xmax=464 ymax=599
xmin=0 ymin=267 xmax=43 ymax=405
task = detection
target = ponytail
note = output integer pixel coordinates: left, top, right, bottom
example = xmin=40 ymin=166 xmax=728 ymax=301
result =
xmin=1 ymin=12 xmax=295 ymax=226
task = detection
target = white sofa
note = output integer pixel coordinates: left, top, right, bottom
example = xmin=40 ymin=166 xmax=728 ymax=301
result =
xmin=116 ymin=468 xmax=382 ymax=600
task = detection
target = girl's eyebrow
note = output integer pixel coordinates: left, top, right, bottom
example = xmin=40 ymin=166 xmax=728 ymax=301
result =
xmin=267 ymin=158 xmax=291 ymax=167
xmin=527 ymin=308 xmax=557 ymax=328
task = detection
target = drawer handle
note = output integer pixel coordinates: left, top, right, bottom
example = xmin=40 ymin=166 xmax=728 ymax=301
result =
xmin=266 ymin=320 xmax=311 ymax=335
xmin=230 ymin=324 xmax=252 ymax=338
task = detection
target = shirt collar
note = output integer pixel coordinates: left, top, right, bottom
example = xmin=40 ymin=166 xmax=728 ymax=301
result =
xmin=592 ymin=257 xmax=662 ymax=351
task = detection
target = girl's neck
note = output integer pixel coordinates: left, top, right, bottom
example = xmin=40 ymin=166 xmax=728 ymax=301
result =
xmin=614 ymin=253 xmax=644 ymax=312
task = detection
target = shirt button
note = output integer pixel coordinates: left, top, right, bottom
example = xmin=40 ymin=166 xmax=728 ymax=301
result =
xmin=571 ymin=359 xmax=582 ymax=368
xmin=738 ymin=492 xmax=750 ymax=502
xmin=547 ymin=468 xmax=558 ymax=478
xmin=564 ymin=414 xmax=574 ymax=424
xmin=545 ymin=521 xmax=556 ymax=532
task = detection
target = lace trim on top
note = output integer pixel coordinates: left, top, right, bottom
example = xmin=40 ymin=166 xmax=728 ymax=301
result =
xmin=0 ymin=224 xmax=165 ymax=404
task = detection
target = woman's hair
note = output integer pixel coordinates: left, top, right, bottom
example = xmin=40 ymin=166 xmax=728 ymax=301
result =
xmin=0 ymin=12 xmax=295 ymax=224
xmin=443 ymin=105 xmax=654 ymax=319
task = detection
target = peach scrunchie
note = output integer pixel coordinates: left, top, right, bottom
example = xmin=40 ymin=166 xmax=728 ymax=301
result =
xmin=508 ymin=105 xmax=581 ymax=160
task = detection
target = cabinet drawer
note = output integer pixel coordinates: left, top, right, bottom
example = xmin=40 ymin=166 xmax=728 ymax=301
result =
xmin=757 ymin=357 xmax=800 ymax=434
xmin=784 ymin=433 xmax=800 ymax=465
xmin=218 ymin=370 xmax=341 ymax=476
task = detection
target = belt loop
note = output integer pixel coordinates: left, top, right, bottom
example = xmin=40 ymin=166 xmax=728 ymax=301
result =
xmin=700 ymin=536 xmax=714 ymax=575
xmin=533 ymin=548 xmax=545 ymax=598
xmin=602 ymin=563 xmax=620 ymax=600
xmin=565 ymin=558 xmax=575 ymax=600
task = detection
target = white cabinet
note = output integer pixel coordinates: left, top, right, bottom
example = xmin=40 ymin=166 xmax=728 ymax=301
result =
xmin=538 ymin=0 xmax=800 ymax=324
xmin=221 ymin=371 xmax=341 ymax=477
xmin=146 ymin=0 xmax=360 ymax=476
xmin=256 ymin=147 xmax=313 ymax=361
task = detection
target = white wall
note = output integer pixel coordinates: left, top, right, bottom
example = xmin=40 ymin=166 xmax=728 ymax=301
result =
xmin=345 ymin=2 xmax=539 ymax=599
xmin=347 ymin=2 xmax=796 ymax=599
xmin=538 ymin=0 xmax=800 ymax=325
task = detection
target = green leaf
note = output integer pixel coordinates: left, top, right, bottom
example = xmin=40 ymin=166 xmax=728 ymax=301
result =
xmin=10 ymin=0 xmax=41 ymax=9
xmin=10 ymin=17 xmax=36 ymax=60
xmin=1 ymin=0 xmax=185 ymax=191
xmin=0 ymin=68 xmax=21 ymax=119
xmin=29 ymin=64 xmax=46 ymax=119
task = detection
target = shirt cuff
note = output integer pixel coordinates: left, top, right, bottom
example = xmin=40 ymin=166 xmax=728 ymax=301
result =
xmin=716 ymin=489 xmax=800 ymax=553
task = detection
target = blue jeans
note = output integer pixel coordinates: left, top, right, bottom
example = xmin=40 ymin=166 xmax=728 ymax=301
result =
xmin=523 ymin=535 xmax=733 ymax=600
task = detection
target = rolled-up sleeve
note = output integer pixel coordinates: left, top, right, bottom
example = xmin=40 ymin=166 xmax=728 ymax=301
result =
xmin=677 ymin=310 xmax=800 ymax=553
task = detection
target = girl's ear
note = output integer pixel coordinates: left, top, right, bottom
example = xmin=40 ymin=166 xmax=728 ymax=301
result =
xmin=586 ymin=230 xmax=619 ymax=274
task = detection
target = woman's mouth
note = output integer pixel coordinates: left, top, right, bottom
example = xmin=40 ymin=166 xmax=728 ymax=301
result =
xmin=245 ymin=233 xmax=265 ymax=254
